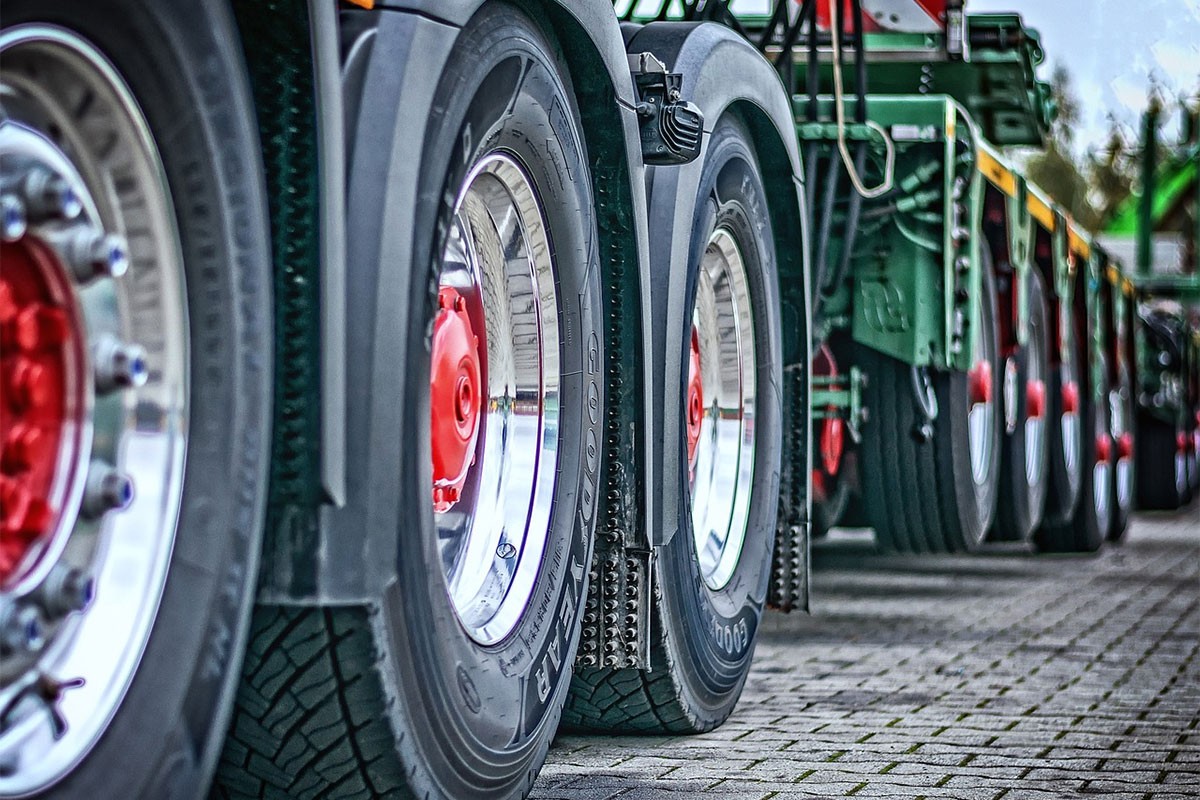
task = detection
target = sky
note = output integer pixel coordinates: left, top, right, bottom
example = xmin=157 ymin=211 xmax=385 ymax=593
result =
xmin=969 ymin=0 xmax=1200 ymax=154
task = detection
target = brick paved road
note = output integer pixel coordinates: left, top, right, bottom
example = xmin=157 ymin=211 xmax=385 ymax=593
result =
xmin=534 ymin=508 xmax=1200 ymax=799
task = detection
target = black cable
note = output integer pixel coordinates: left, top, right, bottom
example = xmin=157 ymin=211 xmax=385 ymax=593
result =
xmin=805 ymin=0 xmax=820 ymax=121
xmin=825 ymin=141 xmax=867 ymax=297
xmin=850 ymin=0 xmax=868 ymax=124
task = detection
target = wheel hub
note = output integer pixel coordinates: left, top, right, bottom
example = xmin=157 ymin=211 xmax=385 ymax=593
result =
xmin=813 ymin=346 xmax=844 ymax=481
xmin=1 ymin=27 xmax=188 ymax=793
xmin=432 ymin=152 xmax=560 ymax=647
xmin=1116 ymin=432 xmax=1133 ymax=461
xmin=1026 ymin=379 xmax=1046 ymax=420
xmin=1061 ymin=380 xmax=1079 ymax=414
xmin=968 ymin=360 xmax=993 ymax=405
xmin=1003 ymin=357 xmax=1019 ymax=433
xmin=430 ymin=286 xmax=482 ymax=513
xmin=689 ymin=227 xmax=756 ymax=592
xmin=0 ymin=231 xmax=86 ymax=584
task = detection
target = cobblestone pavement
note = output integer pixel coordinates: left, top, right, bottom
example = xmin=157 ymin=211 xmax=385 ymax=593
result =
xmin=534 ymin=508 xmax=1200 ymax=799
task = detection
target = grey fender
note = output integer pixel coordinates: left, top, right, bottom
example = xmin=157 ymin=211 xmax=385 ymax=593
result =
xmin=625 ymin=22 xmax=812 ymax=550
xmin=259 ymin=1 xmax=653 ymax=603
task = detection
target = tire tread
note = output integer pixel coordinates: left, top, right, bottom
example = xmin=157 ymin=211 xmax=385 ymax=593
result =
xmin=214 ymin=607 xmax=412 ymax=800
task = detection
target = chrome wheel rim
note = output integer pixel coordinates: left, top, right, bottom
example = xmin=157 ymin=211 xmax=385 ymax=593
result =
xmin=0 ymin=27 xmax=188 ymax=792
xmin=432 ymin=152 xmax=559 ymax=647
xmin=1024 ymin=317 xmax=1047 ymax=488
xmin=967 ymin=291 xmax=995 ymax=487
xmin=1092 ymin=359 xmax=1111 ymax=522
xmin=689 ymin=227 xmax=756 ymax=592
xmin=1110 ymin=384 xmax=1132 ymax=511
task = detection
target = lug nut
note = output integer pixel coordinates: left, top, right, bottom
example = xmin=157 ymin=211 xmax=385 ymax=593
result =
xmin=0 ymin=602 xmax=45 ymax=656
xmin=32 ymin=565 xmax=96 ymax=618
xmin=1 ymin=194 xmax=27 ymax=241
xmin=62 ymin=227 xmax=129 ymax=282
xmin=93 ymin=334 xmax=148 ymax=393
xmin=82 ymin=460 xmax=134 ymax=518
xmin=20 ymin=168 xmax=82 ymax=222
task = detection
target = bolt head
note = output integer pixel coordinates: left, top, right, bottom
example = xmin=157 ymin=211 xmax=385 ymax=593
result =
xmin=110 ymin=344 xmax=148 ymax=389
xmin=1 ymin=604 xmax=45 ymax=655
xmin=94 ymin=336 xmax=148 ymax=394
xmin=2 ymin=194 xmax=27 ymax=242
xmin=23 ymin=169 xmax=82 ymax=222
xmin=83 ymin=460 xmax=134 ymax=518
xmin=100 ymin=471 xmax=134 ymax=511
xmin=36 ymin=565 xmax=96 ymax=618
xmin=67 ymin=228 xmax=128 ymax=282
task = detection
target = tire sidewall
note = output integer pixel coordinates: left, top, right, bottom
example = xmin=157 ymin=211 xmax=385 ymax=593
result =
xmin=382 ymin=6 xmax=601 ymax=795
xmin=1 ymin=2 xmax=272 ymax=797
xmin=939 ymin=264 xmax=1001 ymax=548
xmin=1025 ymin=273 xmax=1051 ymax=524
xmin=662 ymin=116 xmax=781 ymax=706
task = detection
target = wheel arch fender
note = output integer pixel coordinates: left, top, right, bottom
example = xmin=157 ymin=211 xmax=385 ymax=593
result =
xmin=624 ymin=21 xmax=811 ymax=558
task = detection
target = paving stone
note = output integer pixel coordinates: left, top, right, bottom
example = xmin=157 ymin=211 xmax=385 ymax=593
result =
xmin=534 ymin=509 xmax=1200 ymax=798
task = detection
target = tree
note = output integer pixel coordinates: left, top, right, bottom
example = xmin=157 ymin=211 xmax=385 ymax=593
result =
xmin=1024 ymin=63 xmax=1101 ymax=229
xmin=1087 ymin=117 xmax=1136 ymax=225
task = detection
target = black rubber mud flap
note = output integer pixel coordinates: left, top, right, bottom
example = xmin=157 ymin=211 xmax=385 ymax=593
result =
xmin=215 ymin=6 xmax=604 ymax=799
xmin=564 ymin=116 xmax=782 ymax=734
xmin=1 ymin=1 xmax=273 ymax=797
xmin=861 ymin=267 xmax=1002 ymax=553
xmin=995 ymin=270 xmax=1050 ymax=542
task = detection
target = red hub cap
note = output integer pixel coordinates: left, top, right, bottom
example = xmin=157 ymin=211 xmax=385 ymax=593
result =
xmin=811 ymin=345 xmax=845 ymax=499
xmin=1117 ymin=432 xmax=1133 ymax=461
xmin=1061 ymin=381 xmax=1079 ymax=415
xmin=686 ymin=327 xmax=703 ymax=471
xmin=0 ymin=238 xmax=83 ymax=583
xmin=1026 ymin=379 xmax=1046 ymax=420
xmin=968 ymin=360 xmax=993 ymax=405
xmin=430 ymin=286 xmax=482 ymax=513
xmin=1095 ymin=433 xmax=1112 ymax=465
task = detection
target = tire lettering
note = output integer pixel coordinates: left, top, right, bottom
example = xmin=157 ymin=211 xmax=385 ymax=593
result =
xmin=457 ymin=665 xmax=482 ymax=714
xmin=532 ymin=556 xmax=585 ymax=704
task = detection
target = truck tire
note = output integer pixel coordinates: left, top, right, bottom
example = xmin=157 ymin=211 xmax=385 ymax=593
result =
xmin=1185 ymin=411 xmax=1198 ymax=501
xmin=215 ymin=6 xmax=603 ymax=799
xmin=1041 ymin=293 xmax=1083 ymax=527
xmin=813 ymin=478 xmax=851 ymax=538
xmin=1108 ymin=360 xmax=1135 ymax=541
xmin=0 ymin=3 xmax=272 ymax=798
xmin=812 ymin=346 xmax=851 ymax=538
xmin=564 ymin=116 xmax=781 ymax=734
xmin=995 ymin=271 xmax=1051 ymax=541
xmin=861 ymin=267 xmax=1002 ymax=553
xmin=1135 ymin=411 xmax=1186 ymax=510
xmin=1036 ymin=350 xmax=1111 ymax=552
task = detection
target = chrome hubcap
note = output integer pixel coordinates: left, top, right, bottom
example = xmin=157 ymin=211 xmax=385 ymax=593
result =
xmin=1110 ymin=384 xmax=1132 ymax=511
xmin=1024 ymin=323 xmax=1047 ymax=489
xmin=967 ymin=293 xmax=995 ymax=488
xmin=689 ymin=228 xmax=756 ymax=592
xmin=0 ymin=27 xmax=187 ymax=792
xmin=1058 ymin=307 xmax=1081 ymax=479
xmin=1093 ymin=358 xmax=1111 ymax=522
xmin=433 ymin=152 xmax=559 ymax=646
